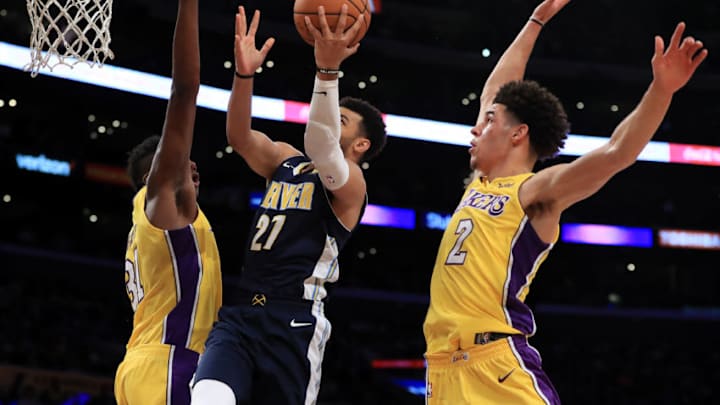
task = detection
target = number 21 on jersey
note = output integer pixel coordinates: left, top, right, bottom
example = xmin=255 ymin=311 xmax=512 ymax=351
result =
xmin=125 ymin=253 xmax=145 ymax=311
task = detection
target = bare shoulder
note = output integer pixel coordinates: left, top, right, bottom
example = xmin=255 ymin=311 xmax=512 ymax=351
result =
xmin=519 ymin=163 xmax=568 ymax=210
xmin=520 ymin=165 xmax=568 ymax=243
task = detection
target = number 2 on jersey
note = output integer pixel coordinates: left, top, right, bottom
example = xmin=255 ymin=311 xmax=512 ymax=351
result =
xmin=250 ymin=214 xmax=287 ymax=251
xmin=446 ymin=218 xmax=474 ymax=265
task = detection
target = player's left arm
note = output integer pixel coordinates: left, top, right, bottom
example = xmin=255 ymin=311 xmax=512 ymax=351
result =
xmin=522 ymin=22 xmax=707 ymax=214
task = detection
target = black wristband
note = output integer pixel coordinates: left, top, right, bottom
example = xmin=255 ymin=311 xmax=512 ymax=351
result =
xmin=234 ymin=70 xmax=254 ymax=79
xmin=316 ymin=67 xmax=340 ymax=75
xmin=529 ymin=17 xmax=544 ymax=27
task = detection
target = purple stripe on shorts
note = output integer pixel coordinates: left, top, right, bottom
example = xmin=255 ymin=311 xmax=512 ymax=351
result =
xmin=506 ymin=219 xmax=549 ymax=334
xmin=169 ymin=346 xmax=199 ymax=405
xmin=510 ymin=335 xmax=560 ymax=405
xmin=164 ymin=226 xmax=201 ymax=347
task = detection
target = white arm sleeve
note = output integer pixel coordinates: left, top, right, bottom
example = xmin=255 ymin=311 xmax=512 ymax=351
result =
xmin=304 ymin=77 xmax=350 ymax=191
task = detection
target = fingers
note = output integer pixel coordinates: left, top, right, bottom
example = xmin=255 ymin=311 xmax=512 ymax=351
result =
xmin=304 ymin=5 xmax=364 ymax=46
xmin=678 ymin=35 xmax=695 ymax=55
xmin=346 ymin=42 xmax=360 ymax=56
xmin=335 ymin=4 xmax=349 ymax=34
xmin=691 ymin=49 xmax=709 ymax=71
xmin=317 ymin=6 xmax=332 ymax=35
xmin=260 ymin=37 xmax=276 ymax=58
xmin=349 ymin=13 xmax=364 ymax=37
xmin=248 ymin=10 xmax=261 ymax=37
xmin=666 ymin=22 xmax=707 ymax=65
xmin=235 ymin=6 xmax=246 ymax=37
xmin=668 ymin=21 xmax=686 ymax=50
xmin=685 ymin=39 xmax=705 ymax=61
xmin=304 ymin=16 xmax=323 ymax=40
xmin=692 ymin=49 xmax=709 ymax=71
xmin=654 ymin=35 xmax=664 ymax=59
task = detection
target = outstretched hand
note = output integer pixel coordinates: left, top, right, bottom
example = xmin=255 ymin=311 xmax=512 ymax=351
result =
xmin=234 ymin=7 xmax=275 ymax=77
xmin=531 ymin=0 xmax=571 ymax=25
xmin=651 ymin=22 xmax=708 ymax=94
xmin=304 ymin=4 xmax=363 ymax=69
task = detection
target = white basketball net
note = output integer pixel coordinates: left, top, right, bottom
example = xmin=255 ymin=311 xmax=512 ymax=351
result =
xmin=26 ymin=0 xmax=115 ymax=77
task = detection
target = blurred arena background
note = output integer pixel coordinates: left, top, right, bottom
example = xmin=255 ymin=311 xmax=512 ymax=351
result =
xmin=1 ymin=0 xmax=719 ymax=403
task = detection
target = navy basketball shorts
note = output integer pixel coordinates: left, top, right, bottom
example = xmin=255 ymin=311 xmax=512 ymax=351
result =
xmin=193 ymin=296 xmax=331 ymax=405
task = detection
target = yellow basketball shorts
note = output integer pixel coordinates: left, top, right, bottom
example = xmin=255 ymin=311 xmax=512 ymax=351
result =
xmin=114 ymin=344 xmax=199 ymax=405
xmin=425 ymin=335 xmax=559 ymax=405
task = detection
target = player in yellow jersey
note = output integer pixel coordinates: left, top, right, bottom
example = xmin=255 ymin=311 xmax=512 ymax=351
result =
xmin=113 ymin=0 xmax=222 ymax=403
xmin=423 ymin=1 xmax=708 ymax=403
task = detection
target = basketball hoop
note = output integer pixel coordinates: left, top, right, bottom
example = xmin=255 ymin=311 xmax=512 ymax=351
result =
xmin=25 ymin=0 xmax=115 ymax=77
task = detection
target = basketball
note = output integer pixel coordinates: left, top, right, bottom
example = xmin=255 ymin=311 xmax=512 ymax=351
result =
xmin=293 ymin=0 xmax=372 ymax=47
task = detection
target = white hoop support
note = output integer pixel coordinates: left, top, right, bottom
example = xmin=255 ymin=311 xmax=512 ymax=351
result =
xmin=25 ymin=0 xmax=115 ymax=77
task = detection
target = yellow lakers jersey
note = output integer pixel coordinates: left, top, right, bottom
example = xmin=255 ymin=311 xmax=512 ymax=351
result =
xmin=424 ymin=174 xmax=557 ymax=354
xmin=123 ymin=187 xmax=222 ymax=354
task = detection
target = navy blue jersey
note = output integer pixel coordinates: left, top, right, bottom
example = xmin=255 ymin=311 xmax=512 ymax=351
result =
xmin=239 ymin=155 xmax=363 ymax=300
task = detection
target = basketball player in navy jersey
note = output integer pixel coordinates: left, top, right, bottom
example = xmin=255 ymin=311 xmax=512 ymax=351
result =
xmin=114 ymin=0 xmax=223 ymax=403
xmin=422 ymin=1 xmax=708 ymax=404
xmin=190 ymin=6 xmax=386 ymax=405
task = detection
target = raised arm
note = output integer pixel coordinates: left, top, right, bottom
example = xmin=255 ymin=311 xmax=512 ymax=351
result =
xmin=477 ymin=0 xmax=571 ymax=125
xmin=302 ymin=6 xmax=368 ymax=226
xmin=226 ymin=7 xmax=300 ymax=179
xmin=144 ymin=0 xmax=201 ymax=228
xmin=525 ymin=22 xmax=708 ymax=214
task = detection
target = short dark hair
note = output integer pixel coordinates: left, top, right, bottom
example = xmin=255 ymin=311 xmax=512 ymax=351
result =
xmin=126 ymin=135 xmax=160 ymax=191
xmin=340 ymin=96 xmax=387 ymax=162
xmin=494 ymin=80 xmax=569 ymax=160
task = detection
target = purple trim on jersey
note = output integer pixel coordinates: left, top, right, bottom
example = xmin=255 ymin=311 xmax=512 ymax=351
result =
xmin=510 ymin=335 xmax=560 ymax=405
xmin=168 ymin=346 xmax=199 ymax=405
xmin=164 ymin=226 xmax=201 ymax=347
xmin=506 ymin=219 xmax=549 ymax=334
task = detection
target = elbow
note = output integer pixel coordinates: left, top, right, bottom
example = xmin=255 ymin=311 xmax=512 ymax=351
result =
xmin=605 ymin=144 xmax=635 ymax=172
xmin=226 ymin=130 xmax=246 ymax=154
xmin=304 ymin=120 xmax=338 ymax=160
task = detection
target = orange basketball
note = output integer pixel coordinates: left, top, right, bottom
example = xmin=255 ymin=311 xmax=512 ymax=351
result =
xmin=293 ymin=0 xmax=372 ymax=47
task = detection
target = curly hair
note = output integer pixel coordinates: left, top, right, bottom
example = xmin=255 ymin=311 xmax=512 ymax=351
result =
xmin=340 ymin=97 xmax=387 ymax=162
xmin=126 ymin=135 xmax=160 ymax=191
xmin=494 ymin=80 xmax=570 ymax=160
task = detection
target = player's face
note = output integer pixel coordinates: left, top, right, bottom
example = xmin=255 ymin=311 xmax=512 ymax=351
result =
xmin=469 ymin=104 xmax=516 ymax=171
xmin=190 ymin=160 xmax=200 ymax=194
xmin=339 ymin=107 xmax=364 ymax=153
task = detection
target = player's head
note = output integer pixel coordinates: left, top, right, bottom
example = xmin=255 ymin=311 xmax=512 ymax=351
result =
xmin=127 ymin=135 xmax=160 ymax=192
xmin=127 ymin=135 xmax=201 ymax=194
xmin=493 ymin=80 xmax=569 ymax=160
xmin=338 ymin=97 xmax=387 ymax=163
xmin=469 ymin=80 xmax=568 ymax=172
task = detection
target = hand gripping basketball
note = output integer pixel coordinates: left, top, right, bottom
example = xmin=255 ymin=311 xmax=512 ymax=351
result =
xmin=294 ymin=0 xmax=371 ymax=46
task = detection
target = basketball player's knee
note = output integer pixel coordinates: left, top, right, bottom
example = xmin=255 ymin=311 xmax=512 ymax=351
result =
xmin=191 ymin=379 xmax=236 ymax=405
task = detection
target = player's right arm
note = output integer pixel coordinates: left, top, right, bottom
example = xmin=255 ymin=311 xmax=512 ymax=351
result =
xmin=227 ymin=7 xmax=300 ymax=179
xmin=145 ymin=0 xmax=200 ymax=228
xmin=476 ymin=0 xmax=570 ymax=126
xmin=301 ymin=6 xmax=368 ymax=229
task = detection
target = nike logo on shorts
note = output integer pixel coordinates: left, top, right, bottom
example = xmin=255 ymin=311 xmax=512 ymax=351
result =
xmin=313 ymin=91 xmax=328 ymax=96
xmin=498 ymin=368 xmax=516 ymax=383
xmin=290 ymin=319 xmax=313 ymax=328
